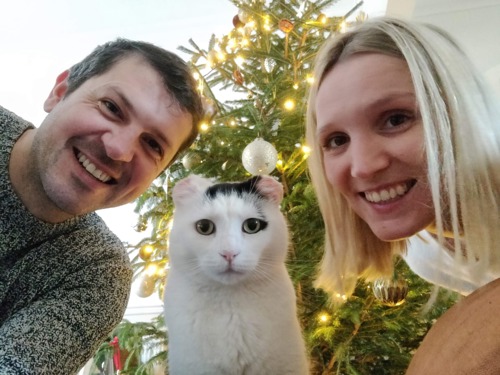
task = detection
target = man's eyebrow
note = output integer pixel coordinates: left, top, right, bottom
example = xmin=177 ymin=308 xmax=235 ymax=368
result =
xmin=107 ymin=85 xmax=171 ymax=154
xmin=107 ymin=85 xmax=136 ymax=116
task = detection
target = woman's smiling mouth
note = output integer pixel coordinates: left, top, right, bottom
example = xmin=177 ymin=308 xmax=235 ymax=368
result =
xmin=363 ymin=180 xmax=416 ymax=203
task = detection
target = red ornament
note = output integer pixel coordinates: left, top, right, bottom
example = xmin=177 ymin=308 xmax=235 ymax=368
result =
xmin=110 ymin=336 xmax=122 ymax=371
xmin=233 ymin=69 xmax=244 ymax=85
xmin=279 ymin=19 xmax=294 ymax=33
xmin=232 ymin=14 xmax=245 ymax=29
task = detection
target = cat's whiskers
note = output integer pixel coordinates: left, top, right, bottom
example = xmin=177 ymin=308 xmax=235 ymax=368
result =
xmin=250 ymin=264 xmax=282 ymax=286
xmin=174 ymin=258 xmax=203 ymax=276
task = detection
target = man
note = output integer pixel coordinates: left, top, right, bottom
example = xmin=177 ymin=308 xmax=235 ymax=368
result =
xmin=0 ymin=38 xmax=203 ymax=374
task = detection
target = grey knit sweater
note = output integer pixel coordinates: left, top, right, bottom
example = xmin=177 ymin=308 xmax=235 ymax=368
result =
xmin=0 ymin=106 xmax=133 ymax=374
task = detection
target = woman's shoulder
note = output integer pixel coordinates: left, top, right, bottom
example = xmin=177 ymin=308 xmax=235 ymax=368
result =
xmin=406 ymin=278 xmax=500 ymax=374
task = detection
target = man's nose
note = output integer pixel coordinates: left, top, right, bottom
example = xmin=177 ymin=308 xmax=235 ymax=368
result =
xmin=349 ymin=136 xmax=390 ymax=179
xmin=102 ymin=128 xmax=138 ymax=162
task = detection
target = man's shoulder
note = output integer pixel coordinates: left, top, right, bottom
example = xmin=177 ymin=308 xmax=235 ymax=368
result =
xmin=0 ymin=105 xmax=33 ymax=130
xmin=0 ymin=105 xmax=35 ymax=147
xmin=65 ymin=213 xmax=130 ymax=263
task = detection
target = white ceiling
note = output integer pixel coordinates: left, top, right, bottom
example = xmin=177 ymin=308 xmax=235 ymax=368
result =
xmin=387 ymin=0 xmax=500 ymax=96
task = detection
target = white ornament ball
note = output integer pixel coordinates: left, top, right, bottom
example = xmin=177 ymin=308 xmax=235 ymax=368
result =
xmin=242 ymin=138 xmax=278 ymax=175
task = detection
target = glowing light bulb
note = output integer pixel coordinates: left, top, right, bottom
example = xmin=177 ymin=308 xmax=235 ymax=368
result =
xmin=217 ymin=51 xmax=226 ymax=61
xmin=227 ymin=38 xmax=237 ymax=52
xmin=235 ymin=55 xmax=245 ymax=67
xmin=284 ymin=99 xmax=295 ymax=111
xmin=199 ymin=122 xmax=210 ymax=132
xmin=318 ymin=313 xmax=330 ymax=323
xmin=145 ymin=263 xmax=158 ymax=276
xmin=263 ymin=16 xmax=272 ymax=32
xmin=340 ymin=20 xmax=347 ymax=33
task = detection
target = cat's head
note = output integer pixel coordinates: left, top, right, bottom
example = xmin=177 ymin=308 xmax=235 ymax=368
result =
xmin=168 ymin=174 xmax=288 ymax=286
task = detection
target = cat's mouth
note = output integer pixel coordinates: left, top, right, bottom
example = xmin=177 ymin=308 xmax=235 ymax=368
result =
xmin=222 ymin=267 xmax=243 ymax=274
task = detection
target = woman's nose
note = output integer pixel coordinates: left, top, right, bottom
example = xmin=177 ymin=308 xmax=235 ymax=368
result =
xmin=349 ymin=136 xmax=390 ymax=179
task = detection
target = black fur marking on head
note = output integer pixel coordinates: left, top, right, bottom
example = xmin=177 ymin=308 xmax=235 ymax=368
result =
xmin=205 ymin=176 xmax=264 ymax=201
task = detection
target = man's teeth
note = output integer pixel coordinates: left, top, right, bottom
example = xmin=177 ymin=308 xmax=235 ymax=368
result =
xmin=365 ymin=183 xmax=408 ymax=203
xmin=77 ymin=152 xmax=111 ymax=183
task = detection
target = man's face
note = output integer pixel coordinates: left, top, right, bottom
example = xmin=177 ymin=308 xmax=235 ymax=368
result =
xmin=31 ymin=55 xmax=193 ymax=221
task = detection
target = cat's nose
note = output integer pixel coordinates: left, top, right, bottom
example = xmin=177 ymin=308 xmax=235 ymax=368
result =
xmin=220 ymin=251 xmax=238 ymax=263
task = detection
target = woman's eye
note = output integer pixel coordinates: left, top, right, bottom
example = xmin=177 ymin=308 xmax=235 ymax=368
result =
xmin=242 ymin=218 xmax=267 ymax=234
xmin=325 ymin=134 xmax=349 ymax=150
xmin=195 ymin=219 xmax=215 ymax=235
xmin=387 ymin=113 xmax=410 ymax=127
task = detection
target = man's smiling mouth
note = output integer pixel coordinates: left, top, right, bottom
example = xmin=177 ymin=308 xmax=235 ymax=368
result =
xmin=76 ymin=151 xmax=113 ymax=183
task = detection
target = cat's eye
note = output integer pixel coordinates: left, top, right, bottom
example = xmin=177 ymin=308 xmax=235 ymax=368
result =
xmin=242 ymin=218 xmax=267 ymax=234
xmin=195 ymin=219 xmax=215 ymax=235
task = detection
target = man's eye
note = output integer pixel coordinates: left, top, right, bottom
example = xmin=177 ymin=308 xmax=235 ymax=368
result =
xmin=100 ymin=100 xmax=122 ymax=117
xmin=143 ymin=136 xmax=163 ymax=156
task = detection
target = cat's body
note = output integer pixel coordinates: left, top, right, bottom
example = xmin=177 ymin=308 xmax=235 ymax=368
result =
xmin=163 ymin=175 xmax=309 ymax=375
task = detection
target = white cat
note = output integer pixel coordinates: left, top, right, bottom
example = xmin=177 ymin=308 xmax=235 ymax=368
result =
xmin=163 ymin=174 xmax=309 ymax=375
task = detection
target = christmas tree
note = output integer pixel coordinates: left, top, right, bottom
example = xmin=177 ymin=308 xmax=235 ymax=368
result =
xmin=94 ymin=1 xmax=458 ymax=374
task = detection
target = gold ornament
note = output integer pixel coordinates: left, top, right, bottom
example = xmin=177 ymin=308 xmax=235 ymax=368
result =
xmin=139 ymin=244 xmax=154 ymax=261
xmin=134 ymin=215 xmax=147 ymax=232
xmin=135 ymin=274 xmax=156 ymax=298
xmin=201 ymin=96 xmax=217 ymax=119
xmin=372 ymin=277 xmax=408 ymax=306
xmin=317 ymin=13 xmax=328 ymax=24
xmin=181 ymin=152 xmax=202 ymax=170
xmin=278 ymin=19 xmax=294 ymax=33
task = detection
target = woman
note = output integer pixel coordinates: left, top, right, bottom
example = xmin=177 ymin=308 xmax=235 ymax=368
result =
xmin=306 ymin=17 xmax=500 ymax=372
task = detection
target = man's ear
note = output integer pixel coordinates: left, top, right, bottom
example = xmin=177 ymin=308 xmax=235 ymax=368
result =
xmin=43 ymin=70 xmax=70 ymax=112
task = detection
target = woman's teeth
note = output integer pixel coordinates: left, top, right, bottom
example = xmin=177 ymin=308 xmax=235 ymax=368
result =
xmin=365 ymin=183 xmax=409 ymax=203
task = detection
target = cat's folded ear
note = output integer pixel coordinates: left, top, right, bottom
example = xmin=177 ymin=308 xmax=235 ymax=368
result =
xmin=257 ymin=176 xmax=284 ymax=205
xmin=172 ymin=174 xmax=212 ymax=205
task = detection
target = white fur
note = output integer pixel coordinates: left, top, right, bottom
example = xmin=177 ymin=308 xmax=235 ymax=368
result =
xmin=164 ymin=175 xmax=309 ymax=375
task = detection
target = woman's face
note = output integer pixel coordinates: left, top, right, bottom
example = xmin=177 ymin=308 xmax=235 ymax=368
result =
xmin=315 ymin=53 xmax=435 ymax=241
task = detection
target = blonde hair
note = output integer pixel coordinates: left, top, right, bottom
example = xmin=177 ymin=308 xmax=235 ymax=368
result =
xmin=306 ymin=17 xmax=500 ymax=300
